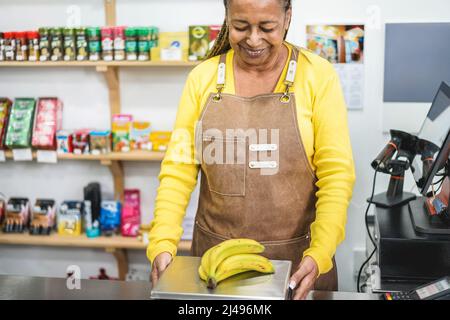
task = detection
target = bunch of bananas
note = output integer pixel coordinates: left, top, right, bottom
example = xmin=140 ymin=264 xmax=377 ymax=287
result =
xmin=198 ymin=238 xmax=275 ymax=289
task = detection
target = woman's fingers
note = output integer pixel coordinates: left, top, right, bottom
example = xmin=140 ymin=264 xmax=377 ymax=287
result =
xmin=292 ymin=272 xmax=315 ymax=300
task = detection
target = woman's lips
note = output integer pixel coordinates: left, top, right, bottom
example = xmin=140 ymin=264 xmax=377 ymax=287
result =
xmin=240 ymin=45 xmax=266 ymax=58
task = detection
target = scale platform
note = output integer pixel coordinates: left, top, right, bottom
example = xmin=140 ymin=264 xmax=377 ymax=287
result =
xmin=150 ymin=256 xmax=292 ymax=300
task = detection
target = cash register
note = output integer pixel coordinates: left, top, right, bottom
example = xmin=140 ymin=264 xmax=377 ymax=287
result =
xmin=368 ymin=82 xmax=450 ymax=296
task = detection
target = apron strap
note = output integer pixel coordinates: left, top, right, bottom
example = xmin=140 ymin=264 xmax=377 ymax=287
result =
xmin=214 ymin=45 xmax=300 ymax=103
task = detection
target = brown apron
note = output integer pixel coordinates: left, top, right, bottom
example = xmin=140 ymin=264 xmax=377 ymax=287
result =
xmin=191 ymin=46 xmax=337 ymax=291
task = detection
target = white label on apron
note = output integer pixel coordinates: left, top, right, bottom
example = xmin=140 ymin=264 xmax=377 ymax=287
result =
xmin=249 ymin=161 xmax=277 ymax=169
xmin=249 ymin=144 xmax=278 ymax=152
xmin=286 ymin=60 xmax=297 ymax=84
xmin=0 ymin=150 xmax=5 ymax=162
xmin=37 ymin=150 xmax=58 ymax=164
xmin=12 ymin=148 xmax=33 ymax=161
xmin=217 ymin=63 xmax=226 ymax=86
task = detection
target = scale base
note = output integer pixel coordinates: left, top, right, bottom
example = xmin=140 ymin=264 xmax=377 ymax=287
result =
xmin=367 ymin=192 xmax=416 ymax=208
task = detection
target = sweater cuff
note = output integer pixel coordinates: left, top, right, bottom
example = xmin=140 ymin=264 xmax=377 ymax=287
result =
xmin=146 ymin=240 xmax=177 ymax=265
xmin=302 ymin=248 xmax=333 ymax=276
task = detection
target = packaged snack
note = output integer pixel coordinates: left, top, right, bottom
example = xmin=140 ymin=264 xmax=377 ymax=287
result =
xmin=189 ymin=26 xmax=210 ymax=61
xmin=90 ymin=130 xmax=112 ymax=155
xmin=15 ymin=31 xmax=28 ymax=61
xmin=3 ymin=198 xmax=30 ymax=233
xmin=121 ymin=189 xmax=141 ymax=237
xmin=100 ymin=201 xmax=121 ymax=236
xmin=38 ymin=28 xmax=50 ymax=61
xmin=112 ymin=114 xmax=133 ymax=152
xmin=157 ymin=32 xmax=189 ymax=61
xmin=50 ymin=28 xmax=63 ymax=61
xmin=150 ymin=131 xmax=172 ymax=151
xmin=113 ymin=26 xmax=125 ymax=61
xmin=209 ymin=25 xmax=222 ymax=51
xmin=58 ymin=201 xmax=84 ymax=236
xmin=63 ymin=28 xmax=76 ymax=61
xmin=0 ymin=98 xmax=12 ymax=150
xmin=27 ymin=31 xmax=40 ymax=61
xmin=75 ymin=27 xmax=88 ymax=61
xmin=125 ymin=27 xmax=138 ymax=61
xmin=29 ymin=199 xmax=56 ymax=236
xmin=56 ymin=130 xmax=73 ymax=154
xmin=101 ymin=27 xmax=114 ymax=61
xmin=87 ymin=27 xmax=101 ymax=61
xmin=72 ymin=129 xmax=91 ymax=154
xmin=32 ymin=97 xmax=63 ymax=150
xmin=5 ymin=98 xmax=36 ymax=149
xmin=130 ymin=121 xmax=151 ymax=151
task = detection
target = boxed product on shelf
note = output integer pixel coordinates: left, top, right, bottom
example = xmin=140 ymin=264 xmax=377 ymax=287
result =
xmin=150 ymin=131 xmax=172 ymax=151
xmin=72 ymin=129 xmax=91 ymax=154
xmin=130 ymin=121 xmax=151 ymax=151
xmin=189 ymin=25 xmax=210 ymax=61
xmin=121 ymin=189 xmax=141 ymax=237
xmin=0 ymin=98 xmax=12 ymax=149
xmin=112 ymin=114 xmax=133 ymax=152
xmin=209 ymin=25 xmax=222 ymax=50
xmin=29 ymin=199 xmax=57 ymax=236
xmin=5 ymin=98 xmax=36 ymax=149
xmin=90 ymin=130 xmax=112 ymax=155
xmin=57 ymin=201 xmax=84 ymax=236
xmin=32 ymin=97 xmax=63 ymax=150
xmin=100 ymin=200 xmax=121 ymax=236
xmin=3 ymin=198 xmax=30 ymax=233
xmin=56 ymin=130 xmax=73 ymax=154
xmin=157 ymin=32 xmax=189 ymax=61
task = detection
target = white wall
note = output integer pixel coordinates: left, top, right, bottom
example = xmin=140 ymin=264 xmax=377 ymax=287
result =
xmin=1 ymin=0 xmax=449 ymax=290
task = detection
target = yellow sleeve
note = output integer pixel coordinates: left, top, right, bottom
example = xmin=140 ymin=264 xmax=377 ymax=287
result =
xmin=146 ymin=71 xmax=201 ymax=265
xmin=302 ymin=68 xmax=356 ymax=275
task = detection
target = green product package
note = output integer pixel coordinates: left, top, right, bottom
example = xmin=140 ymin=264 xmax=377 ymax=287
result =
xmin=125 ymin=27 xmax=137 ymax=53
xmin=5 ymin=98 xmax=36 ymax=149
xmin=137 ymin=27 xmax=150 ymax=52
xmin=63 ymin=28 xmax=76 ymax=60
xmin=75 ymin=28 xmax=88 ymax=60
xmin=87 ymin=27 xmax=101 ymax=53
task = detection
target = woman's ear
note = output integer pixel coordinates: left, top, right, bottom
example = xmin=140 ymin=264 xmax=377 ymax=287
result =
xmin=285 ymin=7 xmax=292 ymax=32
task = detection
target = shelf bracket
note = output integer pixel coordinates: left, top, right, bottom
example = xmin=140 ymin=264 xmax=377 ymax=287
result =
xmin=96 ymin=66 xmax=121 ymax=117
xmin=104 ymin=0 xmax=117 ymax=26
xmin=101 ymin=160 xmax=124 ymax=203
xmin=105 ymin=247 xmax=128 ymax=281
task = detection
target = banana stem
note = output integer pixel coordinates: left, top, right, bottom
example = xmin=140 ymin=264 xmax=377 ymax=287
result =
xmin=207 ymin=277 xmax=217 ymax=289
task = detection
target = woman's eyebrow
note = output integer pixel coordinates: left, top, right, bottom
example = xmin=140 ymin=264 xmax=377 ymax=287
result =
xmin=231 ymin=19 xmax=278 ymax=24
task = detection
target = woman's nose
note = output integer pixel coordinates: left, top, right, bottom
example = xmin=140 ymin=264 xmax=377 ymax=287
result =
xmin=246 ymin=28 xmax=263 ymax=48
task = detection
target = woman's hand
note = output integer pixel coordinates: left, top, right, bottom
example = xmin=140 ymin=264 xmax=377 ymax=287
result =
xmin=151 ymin=252 xmax=173 ymax=286
xmin=289 ymin=256 xmax=319 ymax=300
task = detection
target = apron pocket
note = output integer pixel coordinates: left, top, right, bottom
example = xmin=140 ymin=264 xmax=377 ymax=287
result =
xmin=201 ymin=135 xmax=246 ymax=196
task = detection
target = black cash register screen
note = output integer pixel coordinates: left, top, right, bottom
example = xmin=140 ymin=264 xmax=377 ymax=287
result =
xmin=412 ymin=82 xmax=450 ymax=194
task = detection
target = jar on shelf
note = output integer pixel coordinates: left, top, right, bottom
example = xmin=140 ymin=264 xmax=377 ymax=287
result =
xmin=101 ymin=27 xmax=114 ymax=61
xmin=125 ymin=27 xmax=137 ymax=61
xmin=50 ymin=28 xmax=63 ymax=61
xmin=27 ymin=31 xmax=40 ymax=62
xmin=87 ymin=27 xmax=101 ymax=61
xmin=137 ymin=27 xmax=150 ymax=61
xmin=4 ymin=32 xmax=16 ymax=61
xmin=113 ymin=26 xmax=125 ymax=61
xmin=63 ymin=28 xmax=76 ymax=61
xmin=15 ymin=31 xmax=28 ymax=61
xmin=75 ymin=27 xmax=88 ymax=61
xmin=38 ymin=28 xmax=50 ymax=62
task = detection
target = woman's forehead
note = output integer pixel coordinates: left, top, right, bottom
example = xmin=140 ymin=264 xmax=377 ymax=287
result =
xmin=227 ymin=0 xmax=285 ymax=12
xmin=228 ymin=0 xmax=285 ymax=21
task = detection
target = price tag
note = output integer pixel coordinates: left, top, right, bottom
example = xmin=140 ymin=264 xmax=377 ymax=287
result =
xmin=37 ymin=150 xmax=58 ymax=164
xmin=12 ymin=148 xmax=33 ymax=161
xmin=0 ymin=150 xmax=5 ymax=162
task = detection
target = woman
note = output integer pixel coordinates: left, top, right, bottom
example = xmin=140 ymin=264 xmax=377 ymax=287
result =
xmin=147 ymin=0 xmax=355 ymax=300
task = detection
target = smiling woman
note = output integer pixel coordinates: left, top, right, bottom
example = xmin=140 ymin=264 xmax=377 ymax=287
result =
xmin=147 ymin=0 xmax=356 ymax=301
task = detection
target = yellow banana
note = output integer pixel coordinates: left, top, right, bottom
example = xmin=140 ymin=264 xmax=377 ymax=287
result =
xmin=209 ymin=253 xmax=274 ymax=289
xmin=206 ymin=239 xmax=265 ymax=288
xmin=198 ymin=265 xmax=207 ymax=281
xmin=199 ymin=246 xmax=215 ymax=280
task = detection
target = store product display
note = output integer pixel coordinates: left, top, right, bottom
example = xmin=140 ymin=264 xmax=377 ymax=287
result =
xmin=121 ymin=189 xmax=141 ymax=237
xmin=198 ymin=239 xmax=274 ymax=289
xmin=4 ymin=98 xmax=36 ymax=149
xmin=29 ymin=199 xmax=57 ymax=235
xmin=0 ymin=98 xmax=12 ymax=149
xmin=31 ymin=97 xmax=63 ymax=150
xmin=3 ymin=198 xmax=30 ymax=233
xmin=100 ymin=201 xmax=121 ymax=236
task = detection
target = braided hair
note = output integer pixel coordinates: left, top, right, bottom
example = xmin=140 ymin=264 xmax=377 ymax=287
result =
xmin=207 ymin=0 xmax=292 ymax=59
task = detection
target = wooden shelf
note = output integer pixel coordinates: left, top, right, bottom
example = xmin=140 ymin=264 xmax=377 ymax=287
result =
xmin=0 ymin=232 xmax=191 ymax=252
xmin=3 ymin=150 xmax=166 ymax=162
xmin=0 ymin=61 xmax=199 ymax=68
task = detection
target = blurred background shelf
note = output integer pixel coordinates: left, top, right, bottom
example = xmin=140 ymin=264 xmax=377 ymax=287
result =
xmin=0 ymin=61 xmax=199 ymax=68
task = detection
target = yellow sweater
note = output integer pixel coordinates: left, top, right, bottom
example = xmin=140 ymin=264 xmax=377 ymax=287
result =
xmin=147 ymin=42 xmax=356 ymax=275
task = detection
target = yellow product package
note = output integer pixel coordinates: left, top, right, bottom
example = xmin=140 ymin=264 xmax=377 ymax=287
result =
xmin=154 ymin=32 xmax=189 ymax=61
xmin=150 ymin=131 xmax=172 ymax=151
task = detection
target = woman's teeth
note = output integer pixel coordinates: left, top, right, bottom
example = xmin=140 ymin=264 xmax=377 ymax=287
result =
xmin=244 ymin=48 xmax=265 ymax=57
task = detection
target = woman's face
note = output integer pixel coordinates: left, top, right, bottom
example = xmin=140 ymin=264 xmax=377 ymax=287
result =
xmin=227 ymin=0 xmax=291 ymax=67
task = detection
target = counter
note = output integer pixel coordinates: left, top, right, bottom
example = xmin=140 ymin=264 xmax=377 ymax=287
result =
xmin=0 ymin=275 xmax=381 ymax=300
